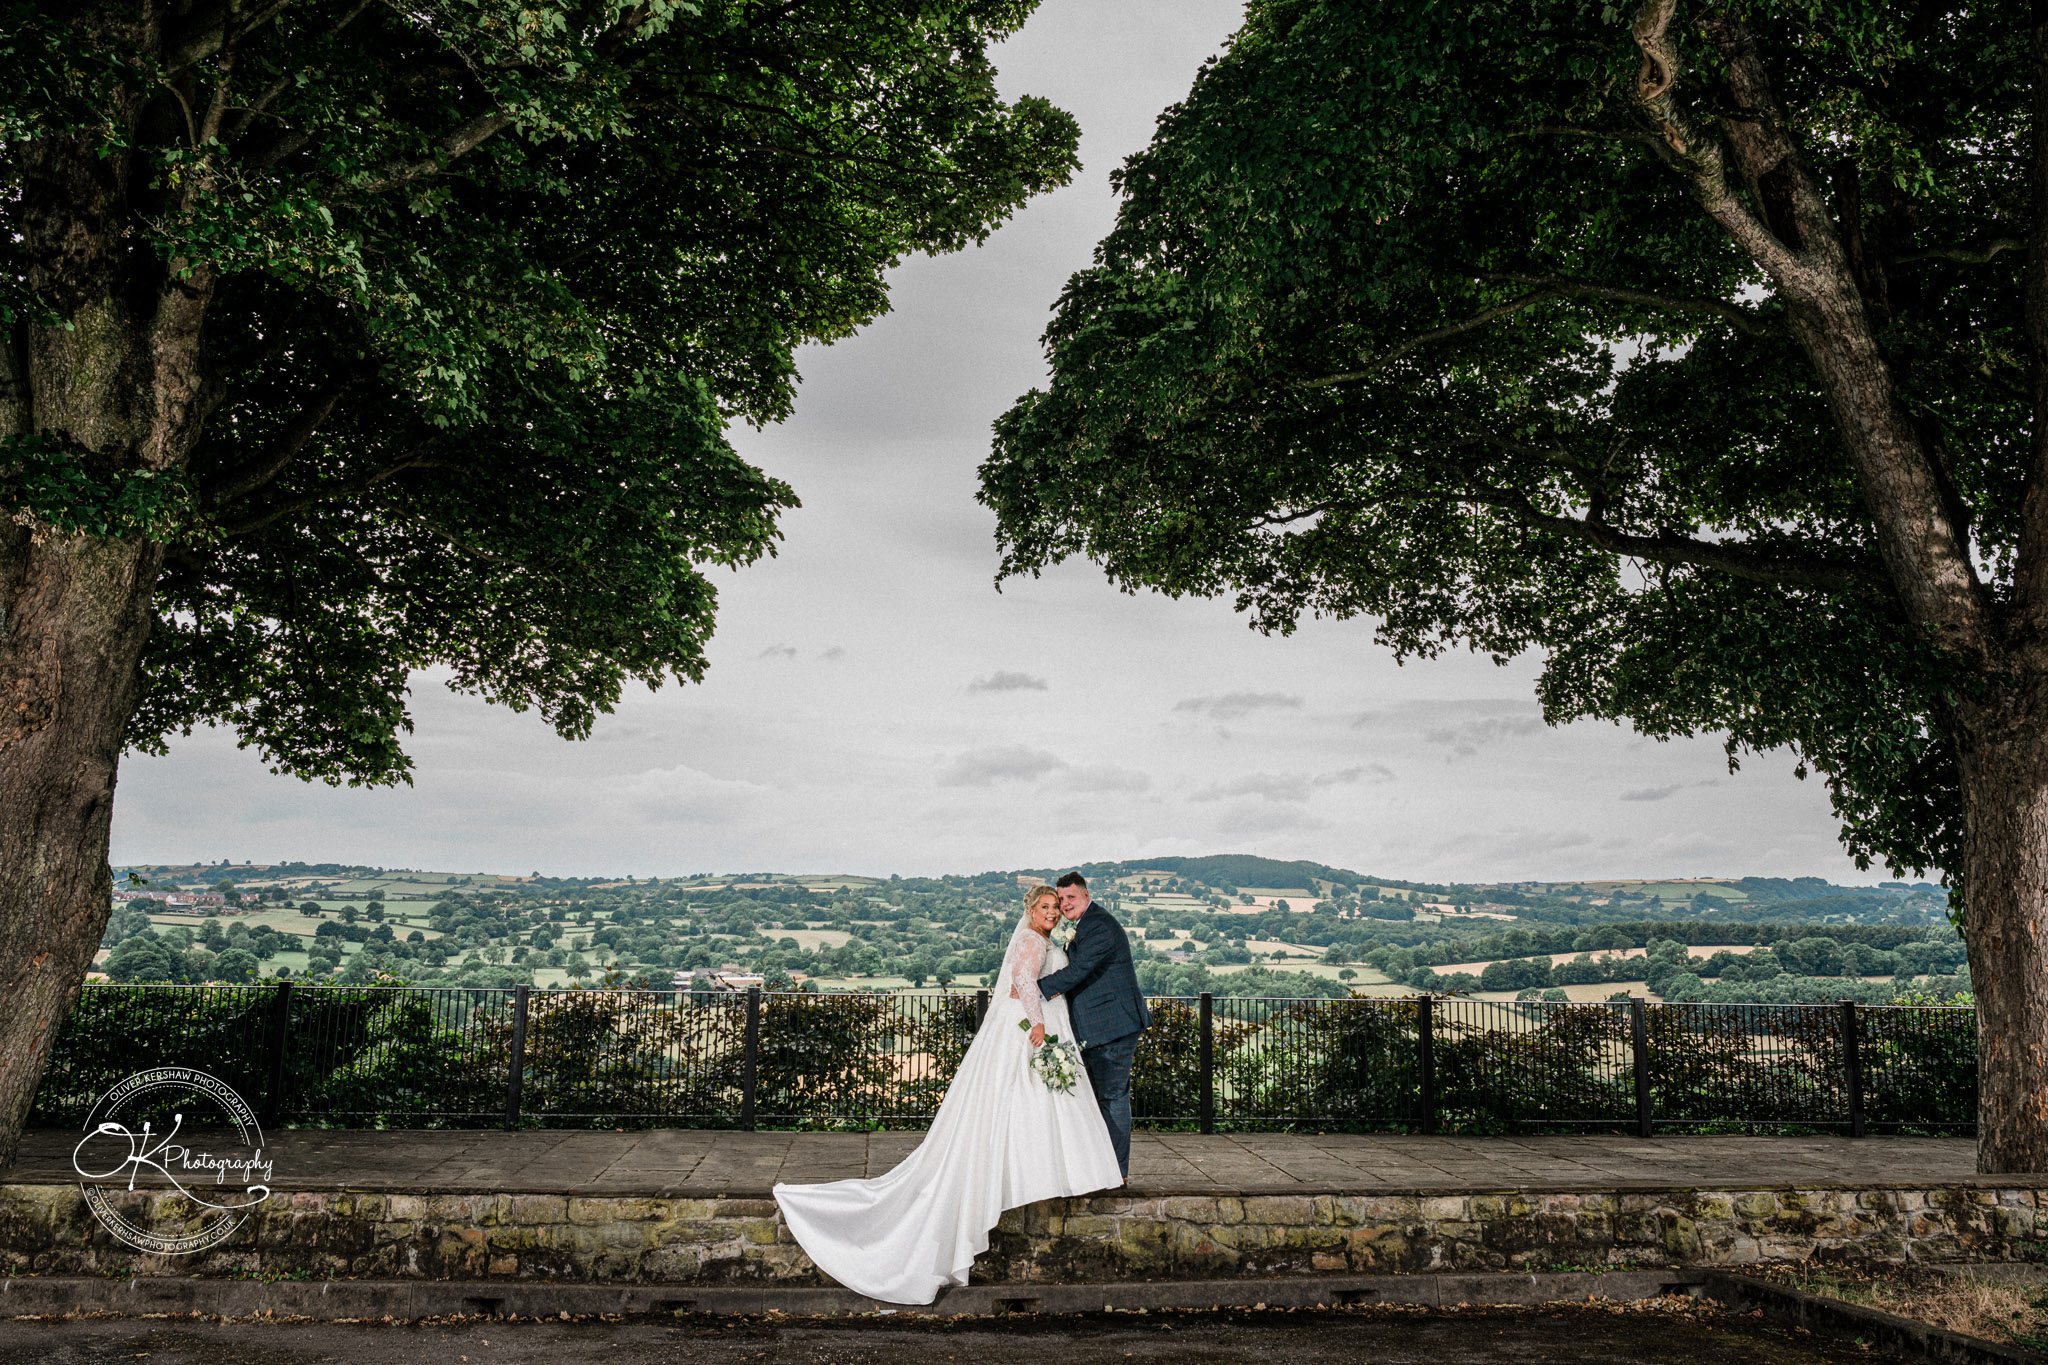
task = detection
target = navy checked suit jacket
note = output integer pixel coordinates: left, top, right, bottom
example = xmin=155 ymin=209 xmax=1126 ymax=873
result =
xmin=1037 ymin=902 xmax=1151 ymax=1047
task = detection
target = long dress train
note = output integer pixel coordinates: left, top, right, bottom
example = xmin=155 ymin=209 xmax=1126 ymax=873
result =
xmin=772 ymin=916 xmax=1121 ymax=1304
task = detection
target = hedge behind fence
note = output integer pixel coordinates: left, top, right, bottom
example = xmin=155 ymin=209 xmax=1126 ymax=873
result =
xmin=29 ymin=984 xmax=1976 ymax=1135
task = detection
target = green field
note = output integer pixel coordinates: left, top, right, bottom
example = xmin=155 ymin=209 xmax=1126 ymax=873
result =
xmin=91 ymin=858 xmax=1958 ymax=1006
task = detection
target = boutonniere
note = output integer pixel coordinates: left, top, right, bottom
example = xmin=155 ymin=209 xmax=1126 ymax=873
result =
xmin=1050 ymin=919 xmax=1078 ymax=951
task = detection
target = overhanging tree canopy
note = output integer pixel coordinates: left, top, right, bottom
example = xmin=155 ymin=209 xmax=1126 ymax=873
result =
xmin=7 ymin=0 xmax=1075 ymax=777
xmin=982 ymin=0 xmax=2044 ymax=1166
xmin=0 ymin=0 xmax=1076 ymax=1163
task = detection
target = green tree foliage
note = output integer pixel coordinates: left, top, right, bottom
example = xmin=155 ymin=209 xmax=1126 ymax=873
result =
xmin=97 ymin=905 xmax=154 ymax=947
xmin=981 ymin=0 xmax=2018 ymax=882
xmin=4 ymin=0 xmax=1077 ymax=783
xmin=101 ymin=933 xmax=206 ymax=984
xmin=1478 ymin=957 xmax=1556 ymax=993
xmin=979 ymin=0 xmax=2048 ymax=1168
xmin=211 ymin=947 xmax=260 ymax=984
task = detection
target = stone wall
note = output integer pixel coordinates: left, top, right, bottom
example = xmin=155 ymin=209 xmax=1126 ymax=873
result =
xmin=1 ymin=1183 xmax=2040 ymax=1285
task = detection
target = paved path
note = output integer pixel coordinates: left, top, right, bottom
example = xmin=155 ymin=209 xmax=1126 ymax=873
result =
xmin=1 ymin=1129 xmax=2000 ymax=1196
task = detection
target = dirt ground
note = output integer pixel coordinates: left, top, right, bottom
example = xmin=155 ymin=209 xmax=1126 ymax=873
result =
xmin=0 ymin=1301 xmax=1891 ymax=1364
xmin=1752 ymin=1262 xmax=2048 ymax=1350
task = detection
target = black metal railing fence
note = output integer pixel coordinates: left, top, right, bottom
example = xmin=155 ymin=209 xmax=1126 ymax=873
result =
xmin=28 ymin=984 xmax=1977 ymax=1135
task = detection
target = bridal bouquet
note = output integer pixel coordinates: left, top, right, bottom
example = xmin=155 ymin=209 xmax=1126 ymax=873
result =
xmin=1049 ymin=918 xmax=1077 ymax=952
xmin=1019 ymin=1019 xmax=1084 ymax=1093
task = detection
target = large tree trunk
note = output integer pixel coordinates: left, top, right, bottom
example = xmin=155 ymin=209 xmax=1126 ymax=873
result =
xmin=1957 ymin=685 xmax=2048 ymax=1173
xmin=0 ymin=533 xmax=161 ymax=1168
xmin=1647 ymin=6 xmax=2043 ymax=1172
xmin=0 ymin=114 xmax=206 ymax=1166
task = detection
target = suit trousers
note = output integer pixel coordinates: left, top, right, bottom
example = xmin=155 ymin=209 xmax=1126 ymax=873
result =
xmin=1081 ymin=1032 xmax=1139 ymax=1178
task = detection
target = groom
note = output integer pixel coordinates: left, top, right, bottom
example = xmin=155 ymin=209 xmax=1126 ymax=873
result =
xmin=1035 ymin=872 xmax=1150 ymax=1182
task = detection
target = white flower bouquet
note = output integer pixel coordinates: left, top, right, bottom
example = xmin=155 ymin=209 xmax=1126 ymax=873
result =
xmin=1049 ymin=918 xmax=1077 ymax=952
xmin=1018 ymin=1018 xmax=1084 ymax=1093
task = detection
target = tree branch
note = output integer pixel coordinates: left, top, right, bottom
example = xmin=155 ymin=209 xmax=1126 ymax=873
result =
xmin=1255 ymin=489 xmax=1879 ymax=592
xmin=202 ymin=381 xmax=354 ymax=507
xmin=1660 ymin=4 xmax=1993 ymax=659
xmin=1529 ymin=510 xmax=1879 ymax=591
xmin=355 ymin=109 xmax=515 ymax=194
xmin=1474 ymin=270 xmax=1771 ymax=335
xmin=1297 ymin=290 xmax=1561 ymax=387
xmin=1628 ymin=0 xmax=1812 ymax=292
xmin=1295 ymin=268 xmax=1763 ymax=389
xmin=163 ymin=0 xmax=297 ymax=77
xmin=1511 ymin=124 xmax=1667 ymax=146
xmin=217 ymin=445 xmax=440 ymax=537
xmin=594 ymin=2 xmax=657 ymax=62
xmin=1896 ymin=238 xmax=2024 ymax=265
xmin=195 ymin=9 xmax=237 ymax=151
xmin=246 ymin=127 xmax=313 ymax=171
xmin=223 ymin=0 xmax=377 ymax=144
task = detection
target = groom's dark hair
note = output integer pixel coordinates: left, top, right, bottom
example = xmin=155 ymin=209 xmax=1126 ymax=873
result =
xmin=1056 ymin=872 xmax=1088 ymax=890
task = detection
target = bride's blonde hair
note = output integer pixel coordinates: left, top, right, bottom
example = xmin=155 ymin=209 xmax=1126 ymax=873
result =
xmin=1024 ymin=883 xmax=1057 ymax=910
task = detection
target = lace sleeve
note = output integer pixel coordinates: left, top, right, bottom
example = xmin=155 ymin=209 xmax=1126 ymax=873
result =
xmin=1011 ymin=932 xmax=1047 ymax=1028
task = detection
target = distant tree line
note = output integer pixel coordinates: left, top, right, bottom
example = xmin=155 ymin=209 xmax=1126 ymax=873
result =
xmin=1369 ymin=931 xmax=1969 ymax=1005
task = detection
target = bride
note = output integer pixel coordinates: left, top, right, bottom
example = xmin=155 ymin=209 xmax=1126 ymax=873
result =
xmin=773 ymin=884 xmax=1122 ymax=1304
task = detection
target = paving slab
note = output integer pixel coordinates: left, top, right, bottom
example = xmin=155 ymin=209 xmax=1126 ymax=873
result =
xmin=1 ymin=1128 xmax=2009 ymax=1197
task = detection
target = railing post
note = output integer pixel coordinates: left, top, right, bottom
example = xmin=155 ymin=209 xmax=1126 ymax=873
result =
xmin=504 ymin=985 xmax=530 ymax=1131
xmin=1198 ymin=992 xmax=1215 ymax=1135
xmin=741 ymin=985 xmax=762 ymax=1131
xmin=1630 ymin=998 xmax=1653 ymax=1138
xmin=1841 ymin=999 xmax=1865 ymax=1138
xmin=262 ymin=981 xmax=293 ymax=1126
xmin=1417 ymin=994 xmax=1437 ymax=1136
xmin=974 ymin=988 xmax=989 ymax=1029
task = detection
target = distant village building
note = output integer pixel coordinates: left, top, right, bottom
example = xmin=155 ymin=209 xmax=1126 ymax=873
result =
xmin=672 ymin=967 xmax=767 ymax=991
xmin=116 ymin=890 xmax=227 ymax=909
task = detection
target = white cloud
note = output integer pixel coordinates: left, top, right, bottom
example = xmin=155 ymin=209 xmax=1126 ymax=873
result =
xmin=1202 ymin=803 xmax=1328 ymax=836
xmin=937 ymin=745 xmax=1067 ymax=788
xmin=969 ymin=670 xmax=1049 ymax=693
xmin=1620 ymin=785 xmax=1681 ymax=802
xmin=1193 ymin=773 xmax=1313 ymax=802
xmin=1422 ymin=714 xmax=1547 ymax=760
xmin=1061 ymin=765 xmax=1152 ymax=794
xmin=1320 ymin=763 xmax=1397 ymax=786
xmin=615 ymin=765 xmax=768 ymax=824
xmin=1174 ymin=691 xmax=1303 ymax=720
xmin=1471 ymin=827 xmax=1597 ymax=862
xmin=758 ymin=644 xmax=798 ymax=660
xmin=1190 ymin=765 xmax=1390 ymax=803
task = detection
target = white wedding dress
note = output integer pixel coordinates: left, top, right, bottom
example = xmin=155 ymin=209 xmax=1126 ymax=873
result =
xmin=773 ymin=915 xmax=1122 ymax=1304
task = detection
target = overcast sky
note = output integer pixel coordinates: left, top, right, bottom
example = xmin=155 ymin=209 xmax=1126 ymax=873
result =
xmin=110 ymin=0 xmax=1878 ymax=885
